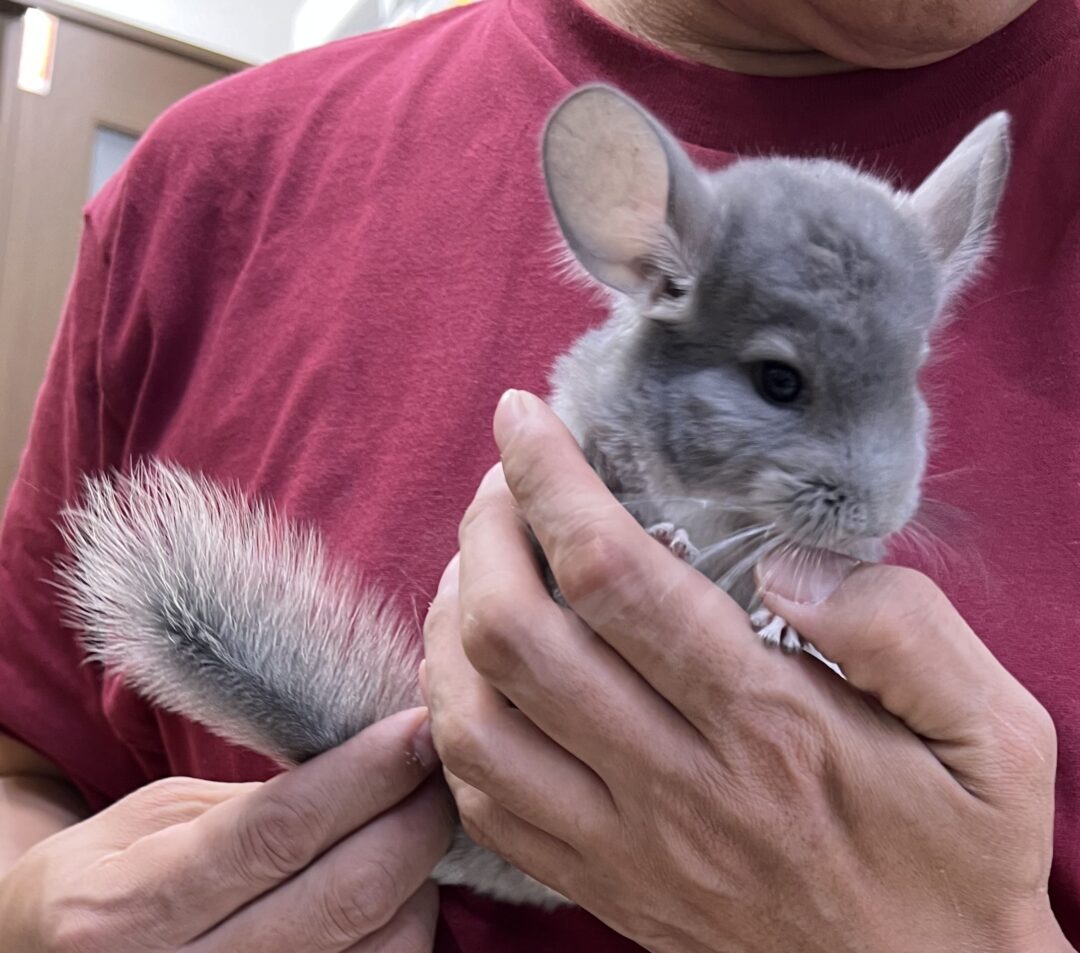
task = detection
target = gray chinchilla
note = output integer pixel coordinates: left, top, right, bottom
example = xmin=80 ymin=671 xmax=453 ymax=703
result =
xmin=58 ymin=85 xmax=1011 ymax=907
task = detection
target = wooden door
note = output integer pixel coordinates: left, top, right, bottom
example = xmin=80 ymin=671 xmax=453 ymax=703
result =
xmin=0 ymin=8 xmax=233 ymax=500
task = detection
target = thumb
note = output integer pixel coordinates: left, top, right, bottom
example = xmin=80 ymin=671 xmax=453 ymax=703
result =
xmin=756 ymin=551 xmax=1037 ymax=778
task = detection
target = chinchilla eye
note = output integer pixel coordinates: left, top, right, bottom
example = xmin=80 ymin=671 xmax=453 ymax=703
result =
xmin=660 ymin=275 xmax=687 ymax=300
xmin=754 ymin=361 xmax=803 ymax=405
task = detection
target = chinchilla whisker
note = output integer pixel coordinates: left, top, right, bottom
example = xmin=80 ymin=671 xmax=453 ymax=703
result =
xmin=691 ymin=524 xmax=775 ymax=565
xmin=717 ymin=535 xmax=787 ymax=593
xmin=748 ymin=538 xmax=823 ymax=611
xmin=891 ymin=518 xmax=957 ymax=575
xmin=747 ymin=540 xmax=793 ymax=614
xmin=618 ymin=496 xmax=753 ymax=514
xmin=922 ymin=466 xmax=976 ymax=483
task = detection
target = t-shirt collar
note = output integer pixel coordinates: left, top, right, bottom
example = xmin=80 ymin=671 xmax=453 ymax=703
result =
xmin=507 ymin=0 xmax=1080 ymax=154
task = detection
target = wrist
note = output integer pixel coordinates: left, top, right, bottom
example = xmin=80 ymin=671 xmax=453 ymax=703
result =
xmin=1040 ymin=926 xmax=1076 ymax=953
xmin=914 ymin=901 xmax=1073 ymax=953
xmin=1006 ymin=906 xmax=1074 ymax=953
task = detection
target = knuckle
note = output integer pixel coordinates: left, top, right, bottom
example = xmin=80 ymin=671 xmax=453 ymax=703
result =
xmin=123 ymin=776 xmax=236 ymax=825
xmin=454 ymin=787 xmax=498 ymax=850
xmin=775 ymin=716 xmax=824 ymax=774
xmin=727 ymin=693 xmax=826 ymax=796
xmin=1030 ymin=702 xmax=1059 ymax=753
xmin=992 ymin=697 xmax=1059 ymax=776
xmin=849 ymin=568 xmax=951 ymax=666
xmin=757 ymin=716 xmax=824 ymax=783
xmin=437 ymin=713 xmax=496 ymax=785
xmin=552 ymin=528 xmax=636 ymax=612
xmin=315 ymin=856 xmax=404 ymax=942
xmin=47 ymin=912 xmax=112 ymax=953
xmin=880 ymin=568 xmax=952 ymax=635
xmin=460 ymin=593 xmax=528 ymax=681
xmin=231 ymin=792 xmax=324 ymax=883
xmin=44 ymin=857 xmax=181 ymax=953
xmin=139 ymin=775 xmax=201 ymax=798
xmin=126 ymin=776 xmax=207 ymax=811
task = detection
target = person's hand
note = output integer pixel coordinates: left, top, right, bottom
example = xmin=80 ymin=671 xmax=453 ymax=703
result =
xmin=423 ymin=389 xmax=1072 ymax=953
xmin=0 ymin=708 xmax=453 ymax=953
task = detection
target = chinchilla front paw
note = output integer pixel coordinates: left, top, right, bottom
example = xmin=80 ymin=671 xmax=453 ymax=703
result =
xmin=750 ymin=608 xmax=804 ymax=654
xmin=647 ymin=522 xmax=699 ymax=563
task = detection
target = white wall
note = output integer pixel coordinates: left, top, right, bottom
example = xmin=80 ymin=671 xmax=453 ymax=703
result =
xmin=292 ymin=0 xmax=469 ymax=50
xmin=50 ymin=0 xmax=310 ymax=63
xmin=293 ymin=0 xmax=381 ymax=51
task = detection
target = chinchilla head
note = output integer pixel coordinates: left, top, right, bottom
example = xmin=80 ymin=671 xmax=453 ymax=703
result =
xmin=543 ymin=85 xmax=1010 ymax=552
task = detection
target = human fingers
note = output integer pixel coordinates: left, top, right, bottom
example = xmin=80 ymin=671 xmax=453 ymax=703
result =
xmin=112 ymin=708 xmax=439 ymax=946
xmin=758 ymin=552 xmax=1057 ymax=801
xmin=188 ymin=779 xmax=453 ymax=952
xmin=425 ymin=540 xmax=616 ymax=838
xmin=492 ymin=390 xmax=777 ymax=729
xmin=453 ymin=463 xmax=695 ymax=783
xmin=343 ymin=881 xmax=440 ymax=953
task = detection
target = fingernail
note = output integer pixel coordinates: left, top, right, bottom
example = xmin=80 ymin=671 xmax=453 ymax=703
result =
xmin=758 ymin=549 xmax=860 ymax=605
xmin=498 ymin=388 xmax=526 ymax=419
xmin=496 ymin=389 xmax=541 ymax=429
xmin=411 ymin=713 xmax=438 ymax=771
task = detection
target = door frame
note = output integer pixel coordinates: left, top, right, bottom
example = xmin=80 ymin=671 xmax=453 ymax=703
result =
xmin=2 ymin=1 xmax=250 ymax=72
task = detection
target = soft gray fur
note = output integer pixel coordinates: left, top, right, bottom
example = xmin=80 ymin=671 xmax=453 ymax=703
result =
xmin=58 ymin=462 xmax=420 ymax=762
xmin=58 ymin=460 xmax=561 ymax=908
xmin=546 ymin=86 xmax=1010 ymax=610
xmin=56 ymin=86 xmax=1010 ymax=908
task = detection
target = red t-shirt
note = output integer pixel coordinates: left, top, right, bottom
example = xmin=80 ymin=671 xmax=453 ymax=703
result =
xmin=2 ymin=0 xmax=1078 ymax=948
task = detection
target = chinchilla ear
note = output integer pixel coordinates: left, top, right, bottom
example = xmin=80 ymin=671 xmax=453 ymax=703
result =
xmin=906 ymin=112 xmax=1012 ymax=295
xmin=542 ymin=85 xmax=708 ymax=296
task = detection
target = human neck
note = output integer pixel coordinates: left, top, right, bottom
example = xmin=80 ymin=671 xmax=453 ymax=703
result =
xmin=581 ymin=0 xmax=858 ymax=75
xmin=580 ymin=0 xmax=1014 ymax=76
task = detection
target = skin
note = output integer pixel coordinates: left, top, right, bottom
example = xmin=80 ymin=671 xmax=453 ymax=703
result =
xmin=424 ymin=391 xmax=1074 ymax=953
xmin=0 ymin=1 xmax=1054 ymax=949
xmin=584 ymin=0 xmax=1040 ymax=75
xmin=0 ymin=735 xmax=88 ymax=875
xmin=0 ymin=710 xmax=454 ymax=952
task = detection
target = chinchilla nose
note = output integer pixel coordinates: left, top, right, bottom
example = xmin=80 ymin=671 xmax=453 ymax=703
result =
xmin=841 ymin=484 xmax=919 ymax=539
xmin=840 ymin=501 xmax=870 ymax=536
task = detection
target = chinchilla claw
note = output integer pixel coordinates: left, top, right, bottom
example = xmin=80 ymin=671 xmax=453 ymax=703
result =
xmin=751 ymin=609 xmax=804 ymax=654
xmin=647 ymin=522 xmax=699 ymax=562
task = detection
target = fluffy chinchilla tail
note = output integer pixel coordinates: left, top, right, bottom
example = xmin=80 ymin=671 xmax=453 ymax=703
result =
xmin=55 ymin=460 xmax=421 ymax=766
